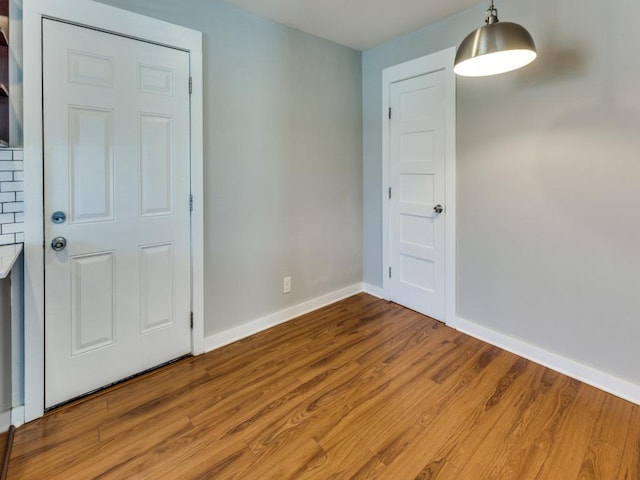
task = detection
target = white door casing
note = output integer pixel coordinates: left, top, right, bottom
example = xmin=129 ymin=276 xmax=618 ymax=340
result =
xmin=43 ymin=19 xmax=192 ymax=407
xmin=382 ymin=48 xmax=456 ymax=324
xmin=24 ymin=0 xmax=204 ymax=421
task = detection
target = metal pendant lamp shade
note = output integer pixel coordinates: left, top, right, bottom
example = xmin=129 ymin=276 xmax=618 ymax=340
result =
xmin=454 ymin=1 xmax=537 ymax=77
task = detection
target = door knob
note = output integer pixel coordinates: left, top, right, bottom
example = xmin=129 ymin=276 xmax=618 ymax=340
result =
xmin=51 ymin=211 xmax=67 ymax=224
xmin=433 ymin=204 xmax=444 ymax=214
xmin=51 ymin=237 xmax=67 ymax=252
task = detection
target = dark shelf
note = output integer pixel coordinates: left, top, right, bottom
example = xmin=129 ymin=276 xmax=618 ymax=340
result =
xmin=0 ymin=10 xmax=8 ymax=145
xmin=0 ymin=15 xmax=6 ymax=47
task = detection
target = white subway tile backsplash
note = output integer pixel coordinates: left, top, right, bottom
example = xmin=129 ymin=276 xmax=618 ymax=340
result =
xmin=1 ymin=181 xmax=23 ymax=192
xmin=3 ymin=202 xmax=24 ymax=213
xmin=0 ymin=233 xmax=14 ymax=244
xmin=0 ymin=233 xmax=16 ymax=245
xmin=0 ymin=161 xmax=23 ymax=171
xmin=0 ymin=149 xmax=25 ymax=246
xmin=1 ymin=223 xmax=23 ymax=234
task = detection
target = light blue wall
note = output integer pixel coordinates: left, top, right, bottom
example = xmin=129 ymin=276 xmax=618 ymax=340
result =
xmin=16 ymin=0 xmax=639 ymax=403
xmin=94 ymin=0 xmax=363 ymax=337
xmin=363 ymin=0 xmax=640 ymax=385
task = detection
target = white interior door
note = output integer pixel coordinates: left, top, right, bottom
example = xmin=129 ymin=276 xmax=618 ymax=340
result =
xmin=389 ymin=71 xmax=447 ymax=320
xmin=43 ymin=19 xmax=192 ymax=408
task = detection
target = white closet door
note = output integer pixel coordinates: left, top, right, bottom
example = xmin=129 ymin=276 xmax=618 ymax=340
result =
xmin=389 ymin=70 xmax=446 ymax=320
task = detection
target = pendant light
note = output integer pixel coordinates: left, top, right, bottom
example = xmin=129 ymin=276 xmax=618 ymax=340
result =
xmin=454 ymin=0 xmax=537 ymax=77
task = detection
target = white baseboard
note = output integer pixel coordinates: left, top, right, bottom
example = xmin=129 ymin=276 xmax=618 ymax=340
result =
xmin=202 ymin=287 xmax=640 ymax=406
xmin=203 ymin=283 xmax=364 ymax=353
xmin=363 ymin=283 xmax=384 ymax=299
xmin=0 ymin=405 xmax=24 ymax=432
xmin=11 ymin=405 xmax=24 ymax=428
xmin=455 ymin=316 xmax=640 ymax=406
xmin=0 ymin=409 xmax=10 ymax=432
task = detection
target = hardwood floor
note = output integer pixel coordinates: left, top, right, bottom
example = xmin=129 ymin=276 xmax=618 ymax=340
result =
xmin=8 ymin=293 xmax=640 ymax=479
xmin=1 ymin=427 xmax=13 ymax=480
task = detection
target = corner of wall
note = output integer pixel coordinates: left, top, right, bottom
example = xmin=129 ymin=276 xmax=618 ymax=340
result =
xmin=203 ymin=283 xmax=364 ymax=353
xmin=363 ymin=283 xmax=383 ymax=299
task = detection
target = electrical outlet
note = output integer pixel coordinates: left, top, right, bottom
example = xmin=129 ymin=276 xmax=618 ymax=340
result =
xmin=283 ymin=276 xmax=291 ymax=294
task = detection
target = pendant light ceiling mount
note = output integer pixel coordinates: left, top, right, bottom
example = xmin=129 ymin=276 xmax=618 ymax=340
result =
xmin=454 ymin=0 xmax=537 ymax=77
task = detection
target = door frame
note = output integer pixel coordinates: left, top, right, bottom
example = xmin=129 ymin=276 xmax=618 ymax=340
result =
xmin=23 ymin=0 xmax=204 ymax=422
xmin=381 ymin=47 xmax=457 ymax=325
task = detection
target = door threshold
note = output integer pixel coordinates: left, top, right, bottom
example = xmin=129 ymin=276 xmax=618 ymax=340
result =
xmin=45 ymin=354 xmax=192 ymax=413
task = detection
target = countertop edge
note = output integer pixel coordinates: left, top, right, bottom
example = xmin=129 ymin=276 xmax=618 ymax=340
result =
xmin=0 ymin=244 xmax=23 ymax=279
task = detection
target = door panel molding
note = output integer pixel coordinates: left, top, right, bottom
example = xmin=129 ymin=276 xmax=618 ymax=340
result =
xmin=23 ymin=0 xmax=204 ymax=422
xmin=381 ymin=48 xmax=457 ymax=325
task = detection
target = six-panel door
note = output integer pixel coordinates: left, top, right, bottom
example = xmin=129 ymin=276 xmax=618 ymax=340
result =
xmin=43 ymin=19 xmax=192 ymax=407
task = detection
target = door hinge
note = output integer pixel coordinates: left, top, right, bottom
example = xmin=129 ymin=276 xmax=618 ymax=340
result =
xmin=189 ymin=194 xmax=193 ymax=212
xmin=388 ymin=107 xmax=392 ymax=119
xmin=388 ymin=267 xmax=392 ymax=278
xmin=388 ymin=187 xmax=392 ymax=199
xmin=189 ymin=76 xmax=193 ymax=95
xmin=190 ymin=312 xmax=194 ymax=329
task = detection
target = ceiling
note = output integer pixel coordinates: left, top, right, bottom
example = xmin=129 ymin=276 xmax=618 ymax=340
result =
xmin=220 ymin=0 xmax=483 ymax=51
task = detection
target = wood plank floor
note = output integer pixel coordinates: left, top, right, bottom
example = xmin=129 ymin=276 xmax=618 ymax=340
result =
xmin=8 ymin=293 xmax=640 ymax=479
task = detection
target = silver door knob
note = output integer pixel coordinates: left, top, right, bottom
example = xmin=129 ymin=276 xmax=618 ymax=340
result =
xmin=433 ymin=204 xmax=444 ymax=214
xmin=51 ymin=237 xmax=67 ymax=251
xmin=51 ymin=211 xmax=67 ymax=224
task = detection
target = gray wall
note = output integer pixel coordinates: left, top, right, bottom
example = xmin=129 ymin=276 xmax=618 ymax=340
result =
xmin=0 ymin=276 xmax=11 ymax=421
xmin=363 ymin=0 xmax=640 ymax=385
xmin=94 ymin=0 xmax=363 ymax=336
